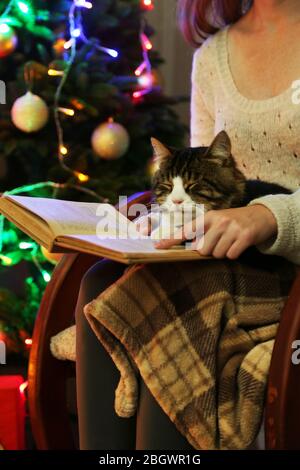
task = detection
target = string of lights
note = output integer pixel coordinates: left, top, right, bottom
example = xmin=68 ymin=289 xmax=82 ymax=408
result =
xmin=0 ymin=0 xmax=156 ymax=183
xmin=0 ymin=0 xmax=162 ymax=355
xmin=0 ymin=0 xmax=157 ymax=260
xmin=133 ymin=16 xmax=153 ymax=99
xmin=51 ymin=0 xmax=156 ymax=182
xmin=0 ymin=0 xmax=157 ymax=268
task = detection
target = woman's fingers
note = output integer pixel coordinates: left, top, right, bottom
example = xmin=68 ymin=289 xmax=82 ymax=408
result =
xmin=155 ymin=213 xmax=205 ymax=249
xmin=226 ymin=236 xmax=251 ymax=259
xmin=155 ymin=205 xmax=277 ymax=258
xmin=197 ymin=225 xmax=223 ymax=255
xmin=198 ymin=216 xmax=240 ymax=257
xmin=201 ymin=229 xmax=237 ymax=258
xmin=154 ymin=227 xmax=187 ymax=249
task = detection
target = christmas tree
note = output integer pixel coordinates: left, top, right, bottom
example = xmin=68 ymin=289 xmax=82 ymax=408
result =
xmin=0 ymin=0 xmax=188 ymax=356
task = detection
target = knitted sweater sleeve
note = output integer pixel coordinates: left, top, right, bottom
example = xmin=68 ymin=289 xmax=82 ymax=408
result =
xmin=190 ymin=45 xmax=215 ymax=147
xmin=248 ymin=190 xmax=300 ymax=265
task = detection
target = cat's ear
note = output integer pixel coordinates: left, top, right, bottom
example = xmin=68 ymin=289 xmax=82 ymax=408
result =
xmin=205 ymin=130 xmax=232 ymax=165
xmin=151 ymin=137 xmax=172 ymax=166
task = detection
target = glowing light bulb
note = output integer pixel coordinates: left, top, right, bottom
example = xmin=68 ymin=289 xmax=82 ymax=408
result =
xmin=24 ymin=338 xmax=32 ymax=346
xmin=64 ymin=38 xmax=74 ymax=49
xmin=58 ymin=107 xmax=75 ymax=116
xmin=42 ymin=270 xmax=51 ymax=282
xmin=0 ymin=24 xmax=10 ymax=34
xmin=132 ymin=88 xmax=150 ymax=100
xmin=138 ymin=72 xmax=154 ymax=88
xmin=19 ymin=242 xmax=34 ymax=249
xmin=75 ymin=0 xmax=93 ymax=8
xmin=101 ymin=47 xmax=118 ymax=58
xmin=133 ymin=91 xmax=143 ymax=99
xmin=70 ymin=98 xmax=84 ymax=110
xmin=48 ymin=69 xmax=64 ymax=76
xmin=135 ymin=61 xmax=147 ymax=77
xmin=60 ymin=145 xmax=68 ymax=156
xmin=75 ymin=171 xmax=89 ymax=182
xmin=72 ymin=28 xmax=81 ymax=38
xmin=140 ymin=33 xmax=152 ymax=51
xmin=0 ymin=254 xmax=12 ymax=265
xmin=19 ymin=381 xmax=28 ymax=394
xmin=17 ymin=2 xmax=29 ymax=13
xmin=142 ymin=0 xmax=154 ymax=10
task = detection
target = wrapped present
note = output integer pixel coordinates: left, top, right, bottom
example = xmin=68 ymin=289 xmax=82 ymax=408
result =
xmin=0 ymin=375 xmax=26 ymax=449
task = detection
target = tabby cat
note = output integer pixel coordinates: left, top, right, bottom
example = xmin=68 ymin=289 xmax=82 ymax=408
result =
xmin=151 ymin=130 xmax=291 ymax=210
xmin=142 ymin=130 xmax=291 ymax=241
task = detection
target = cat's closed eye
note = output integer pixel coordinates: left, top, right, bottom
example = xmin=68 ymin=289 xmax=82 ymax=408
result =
xmin=185 ymin=182 xmax=212 ymax=198
xmin=157 ymin=183 xmax=173 ymax=191
xmin=185 ymin=182 xmax=200 ymax=191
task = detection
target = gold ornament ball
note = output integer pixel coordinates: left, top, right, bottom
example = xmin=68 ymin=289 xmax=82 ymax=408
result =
xmin=91 ymin=121 xmax=130 ymax=160
xmin=0 ymin=24 xmax=18 ymax=58
xmin=41 ymin=246 xmax=63 ymax=265
xmin=11 ymin=91 xmax=49 ymax=133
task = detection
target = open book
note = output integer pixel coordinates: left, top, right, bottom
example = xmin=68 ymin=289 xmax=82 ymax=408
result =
xmin=0 ymin=195 xmax=208 ymax=264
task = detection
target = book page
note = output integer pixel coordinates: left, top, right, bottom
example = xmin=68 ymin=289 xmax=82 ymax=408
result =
xmin=7 ymin=195 xmax=137 ymax=237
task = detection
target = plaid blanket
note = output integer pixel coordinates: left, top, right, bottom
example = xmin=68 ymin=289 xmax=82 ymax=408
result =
xmin=83 ymin=252 xmax=296 ymax=450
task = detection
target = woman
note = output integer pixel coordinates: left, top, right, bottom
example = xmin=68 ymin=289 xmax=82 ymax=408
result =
xmin=75 ymin=0 xmax=300 ymax=450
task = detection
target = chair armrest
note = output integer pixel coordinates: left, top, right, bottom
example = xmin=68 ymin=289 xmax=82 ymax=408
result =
xmin=265 ymin=270 xmax=300 ymax=449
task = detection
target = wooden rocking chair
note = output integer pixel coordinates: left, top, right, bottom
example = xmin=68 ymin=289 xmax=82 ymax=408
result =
xmin=27 ymin=191 xmax=300 ymax=449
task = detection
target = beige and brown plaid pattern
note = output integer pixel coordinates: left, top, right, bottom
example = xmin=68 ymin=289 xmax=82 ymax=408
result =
xmin=84 ymin=252 xmax=296 ymax=450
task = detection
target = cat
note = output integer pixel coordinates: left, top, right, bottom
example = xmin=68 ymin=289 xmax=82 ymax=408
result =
xmin=136 ymin=130 xmax=291 ymax=244
xmin=151 ymin=130 xmax=291 ymax=210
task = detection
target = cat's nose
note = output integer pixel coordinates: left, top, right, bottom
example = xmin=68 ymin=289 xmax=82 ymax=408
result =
xmin=172 ymin=198 xmax=184 ymax=205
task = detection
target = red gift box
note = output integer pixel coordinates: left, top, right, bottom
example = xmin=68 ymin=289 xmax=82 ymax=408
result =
xmin=0 ymin=375 xmax=26 ymax=450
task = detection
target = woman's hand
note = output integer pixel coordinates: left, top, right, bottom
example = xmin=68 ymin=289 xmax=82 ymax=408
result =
xmin=155 ymin=204 xmax=278 ymax=259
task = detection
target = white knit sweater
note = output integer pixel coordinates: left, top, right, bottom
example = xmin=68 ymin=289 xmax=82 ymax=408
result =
xmin=191 ymin=24 xmax=300 ymax=265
